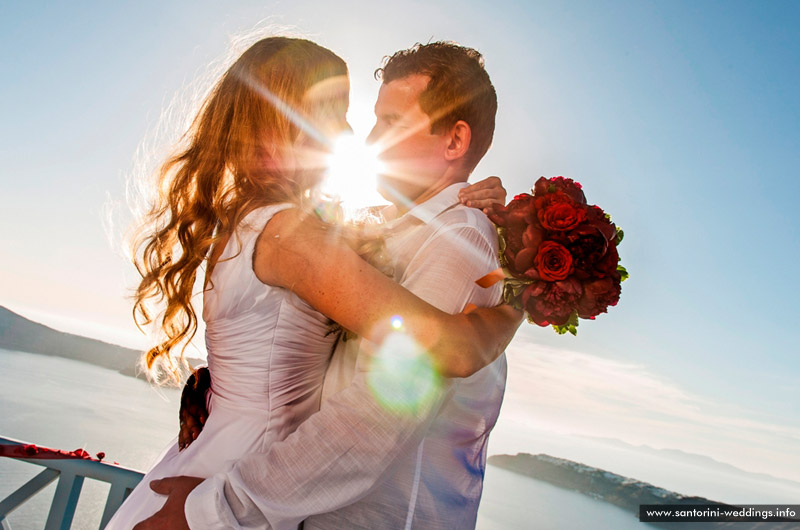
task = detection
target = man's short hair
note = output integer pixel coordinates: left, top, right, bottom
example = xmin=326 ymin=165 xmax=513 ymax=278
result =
xmin=375 ymin=41 xmax=497 ymax=172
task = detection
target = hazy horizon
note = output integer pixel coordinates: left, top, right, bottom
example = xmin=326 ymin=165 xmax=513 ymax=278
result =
xmin=2 ymin=346 xmax=798 ymax=506
xmin=3 ymin=304 xmax=799 ymax=489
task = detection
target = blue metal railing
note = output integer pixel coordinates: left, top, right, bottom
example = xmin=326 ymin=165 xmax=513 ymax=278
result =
xmin=0 ymin=436 xmax=143 ymax=530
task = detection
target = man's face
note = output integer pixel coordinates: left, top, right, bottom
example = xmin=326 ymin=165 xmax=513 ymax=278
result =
xmin=367 ymin=74 xmax=449 ymax=204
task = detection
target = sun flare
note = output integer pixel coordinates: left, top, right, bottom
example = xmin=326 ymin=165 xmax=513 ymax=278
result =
xmin=321 ymin=135 xmax=387 ymax=216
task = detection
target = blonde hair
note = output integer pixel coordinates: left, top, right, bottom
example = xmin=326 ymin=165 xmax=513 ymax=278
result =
xmin=131 ymin=37 xmax=347 ymax=381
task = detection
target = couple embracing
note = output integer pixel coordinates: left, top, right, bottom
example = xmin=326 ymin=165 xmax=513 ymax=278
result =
xmin=109 ymin=37 xmax=523 ymax=530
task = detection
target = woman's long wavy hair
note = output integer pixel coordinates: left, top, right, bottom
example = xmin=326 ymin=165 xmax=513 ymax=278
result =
xmin=131 ymin=37 xmax=347 ymax=382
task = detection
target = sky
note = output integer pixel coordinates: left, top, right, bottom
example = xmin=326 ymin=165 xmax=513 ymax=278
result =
xmin=1 ymin=1 xmax=798 ymax=483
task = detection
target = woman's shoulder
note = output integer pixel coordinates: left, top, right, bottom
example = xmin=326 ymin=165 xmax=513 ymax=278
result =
xmin=251 ymin=204 xmax=333 ymax=286
xmin=215 ymin=203 xmax=298 ymax=265
xmin=240 ymin=202 xmax=297 ymax=234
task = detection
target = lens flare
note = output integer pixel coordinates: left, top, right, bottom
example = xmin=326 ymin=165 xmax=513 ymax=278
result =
xmin=322 ymin=135 xmax=387 ymax=216
xmin=367 ymin=332 xmax=442 ymax=415
xmin=391 ymin=315 xmax=404 ymax=330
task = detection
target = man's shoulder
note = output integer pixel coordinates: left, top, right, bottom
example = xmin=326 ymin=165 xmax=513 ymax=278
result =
xmin=408 ymin=205 xmax=500 ymax=275
xmin=394 ymin=204 xmax=500 ymax=283
xmin=431 ymin=205 xmax=497 ymax=245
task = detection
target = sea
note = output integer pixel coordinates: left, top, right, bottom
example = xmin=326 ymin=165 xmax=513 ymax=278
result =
xmin=1 ymin=348 xmax=797 ymax=529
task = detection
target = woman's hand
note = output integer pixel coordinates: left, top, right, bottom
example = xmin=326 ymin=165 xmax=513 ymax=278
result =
xmin=458 ymin=176 xmax=506 ymax=213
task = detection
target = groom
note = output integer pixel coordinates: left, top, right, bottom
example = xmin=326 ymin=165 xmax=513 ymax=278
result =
xmin=136 ymin=41 xmax=515 ymax=530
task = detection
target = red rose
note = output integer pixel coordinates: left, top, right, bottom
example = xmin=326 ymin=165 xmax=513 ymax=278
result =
xmin=536 ymin=192 xmax=587 ymax=231
xmin=566 ymin=225 xmax=609 ymax=279
xmin=534 ymin=176 xmax=587 ymax=204
xmin=503 ymin=223 xmax=547 ymax=278
xmin=585 ymin=205 xmax=616 ymax=243
xmin=511 ymin=246 xmax=535 ymax=274
xmin=522 ymin=278 xmax=583 ymax=326
xmin=522 ymin=223 xmax=544 ymax=249
xmin=491 ymin=194 xmax=540 ymax=277
xmin=593 ymin=242 xmax=620 ymax=278
xmin=534 ymin=241 xmax=574 ymax=281
xmin=504 ymin=222 xmax=526 ymax=255
xmin=521 ymin=283 xmax=551 ymax=326
xmin=577 ymin=277 xmax=621 ymax=319
xmin=488 ymin=193 xmax=535 ymax=232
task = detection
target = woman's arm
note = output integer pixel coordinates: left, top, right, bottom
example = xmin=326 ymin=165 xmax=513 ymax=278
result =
xmin=254 ymin=208 xmax=522 ymax=378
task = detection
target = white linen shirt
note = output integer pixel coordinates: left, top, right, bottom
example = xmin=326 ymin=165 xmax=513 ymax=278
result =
xmin=185 ymin=182 xmax=507 ymax=530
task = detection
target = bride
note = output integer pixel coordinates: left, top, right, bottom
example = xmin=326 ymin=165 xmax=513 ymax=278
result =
xmin=106 ymin=36 xmax=519 ymax=528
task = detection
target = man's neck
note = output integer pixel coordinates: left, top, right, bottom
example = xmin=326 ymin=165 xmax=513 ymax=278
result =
xmin=393 ymin=171 xmax=468 ymax=216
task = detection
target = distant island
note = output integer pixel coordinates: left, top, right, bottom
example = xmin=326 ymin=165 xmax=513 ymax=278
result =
xmin=575 ymin=435 xmax=800 ymax=490
xmin=488 ymin=453 xmax=798 ymax=529
xmin=0 ymin=305 xmax=203 ymax=380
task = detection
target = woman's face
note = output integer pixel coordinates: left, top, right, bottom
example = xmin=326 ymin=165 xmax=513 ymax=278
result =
xmin=291 ymin=74 xmax=352 ymax=189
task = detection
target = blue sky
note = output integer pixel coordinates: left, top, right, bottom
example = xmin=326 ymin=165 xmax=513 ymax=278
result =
xmin=1 ymin=1 xmax=798 ymax=482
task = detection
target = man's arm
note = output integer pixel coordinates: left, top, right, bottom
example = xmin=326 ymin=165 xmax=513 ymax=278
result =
xmin=185 ymin=222 xmax=503 ymax=530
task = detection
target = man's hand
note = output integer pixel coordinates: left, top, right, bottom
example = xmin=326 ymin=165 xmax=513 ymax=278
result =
xmin=179 ymin=367 xmax=211 ymax=450
xmin=132 ymin=476 xmax=203 ymax=530
xmin=458 ymin=176 xmax=506 ymax=213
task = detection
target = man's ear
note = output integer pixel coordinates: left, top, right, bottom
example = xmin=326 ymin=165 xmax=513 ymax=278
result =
xmin=444 ymin=120 xmax=471 ymax=162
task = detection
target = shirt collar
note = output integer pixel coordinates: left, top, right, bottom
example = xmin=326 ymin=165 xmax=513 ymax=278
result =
xmin=393 ymin=182 xmax=469 ymax=226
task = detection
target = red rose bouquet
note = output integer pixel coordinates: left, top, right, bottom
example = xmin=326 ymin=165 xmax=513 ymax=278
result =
xmin=484 ymin=176 xmax=627 ymax=334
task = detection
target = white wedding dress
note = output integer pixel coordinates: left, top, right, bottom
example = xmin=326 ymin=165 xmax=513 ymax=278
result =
xmin=107 ymin=204 xmax=337 ymax=529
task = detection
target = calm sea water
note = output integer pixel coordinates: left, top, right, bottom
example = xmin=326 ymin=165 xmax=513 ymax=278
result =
xmin=0 ymin=348 xmax=180 ymax=529
xmin=0 ymin=348 xmax=794 ymax=529
xmin=478 ymin=465 xmax=649 ymax=529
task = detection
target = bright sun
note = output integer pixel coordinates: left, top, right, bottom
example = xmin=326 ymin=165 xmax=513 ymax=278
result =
xmin=321 ymin=135 xmax=388 ymax=216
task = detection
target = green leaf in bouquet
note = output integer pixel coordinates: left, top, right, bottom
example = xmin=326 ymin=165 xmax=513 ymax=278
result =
xmin=617 ymin=264 xmax=629 ymax=282
xmin=552 ymin=311 xmax=579 ymax=336
xmin=502 ymin=278 xmax=531 ymax=311
xmin=615 ymin=226 xmax=624 ymax=245
xmin=496 ymin=226 xmax=508 ymax=268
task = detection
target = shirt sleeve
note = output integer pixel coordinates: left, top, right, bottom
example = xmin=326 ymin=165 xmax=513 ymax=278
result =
xmin=185 ymin=222 xmax=502 ymax=530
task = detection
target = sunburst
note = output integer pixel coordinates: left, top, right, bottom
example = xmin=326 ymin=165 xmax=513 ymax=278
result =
xmin=321 ymin=135 xmax=387 ymax=217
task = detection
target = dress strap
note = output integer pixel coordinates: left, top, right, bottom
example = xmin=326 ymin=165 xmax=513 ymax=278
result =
xmin=218 ymin=203 xmax=297 ymax=263
xmin=240 ymin=202 xmax=297 ymax=235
